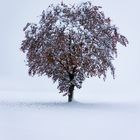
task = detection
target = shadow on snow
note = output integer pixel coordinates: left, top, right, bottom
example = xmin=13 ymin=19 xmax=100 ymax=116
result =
xmin=0 ymin=100 xmax=137 ymax=111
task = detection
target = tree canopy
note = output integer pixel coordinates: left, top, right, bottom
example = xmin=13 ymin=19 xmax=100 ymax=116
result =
xmin=21 ymin=1 xmax=128 ymax=102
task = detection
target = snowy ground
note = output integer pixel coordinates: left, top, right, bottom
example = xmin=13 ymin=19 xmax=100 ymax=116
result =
xmin=0 ymin=91 xmax=140 ymax=140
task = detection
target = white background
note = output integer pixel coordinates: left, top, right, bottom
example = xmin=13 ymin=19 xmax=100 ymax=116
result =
xmin=0 ymin=0 xmax=139 ymax=94
xmin=0 ymin=0 xmax=140 ymax=140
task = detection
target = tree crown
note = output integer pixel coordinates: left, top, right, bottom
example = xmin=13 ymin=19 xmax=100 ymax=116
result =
xmin=21 ymin=1 xmax=128 ymax=95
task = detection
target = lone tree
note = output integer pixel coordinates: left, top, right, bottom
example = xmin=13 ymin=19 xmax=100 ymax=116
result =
xmin=21 ymin=1 xmax=128 ymax=102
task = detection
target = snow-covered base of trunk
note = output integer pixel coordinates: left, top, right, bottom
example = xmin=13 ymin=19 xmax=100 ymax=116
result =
xmin=0 ymin=91 xmax=140 ymax=140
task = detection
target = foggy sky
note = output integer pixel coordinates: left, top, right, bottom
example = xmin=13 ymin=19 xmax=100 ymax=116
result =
xmin=0 ymin=0 xmax=139 ymax=95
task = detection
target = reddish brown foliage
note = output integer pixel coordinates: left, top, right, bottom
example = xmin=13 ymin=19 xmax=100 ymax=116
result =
xmin=21 ymin=1 xmax=128 ymax=96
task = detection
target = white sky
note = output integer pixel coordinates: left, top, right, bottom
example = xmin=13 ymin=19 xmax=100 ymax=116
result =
xmin=0 ymin=0 xmax=140 ymax=96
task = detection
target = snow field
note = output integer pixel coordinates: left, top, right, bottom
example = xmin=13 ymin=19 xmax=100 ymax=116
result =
xmin=0 ymin=91 xmax=139 ymax=140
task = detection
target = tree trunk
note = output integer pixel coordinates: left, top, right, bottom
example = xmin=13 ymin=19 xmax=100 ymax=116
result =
xmin=68 ymin=84 xmax=74 ymax=102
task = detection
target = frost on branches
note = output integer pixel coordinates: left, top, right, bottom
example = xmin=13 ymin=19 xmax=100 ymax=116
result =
xmin=21 ymin=1 xmax=128 ymax=102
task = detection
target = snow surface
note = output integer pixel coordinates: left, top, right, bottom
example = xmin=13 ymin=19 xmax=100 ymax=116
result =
xmin=0 ymin=91 xmax=140 ymax=140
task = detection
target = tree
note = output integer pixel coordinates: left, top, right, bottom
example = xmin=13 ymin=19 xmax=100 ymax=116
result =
xmin=21 ymin=1 xmax=128 ymax=102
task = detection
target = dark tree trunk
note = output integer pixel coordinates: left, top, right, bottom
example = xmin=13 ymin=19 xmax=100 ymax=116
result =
xmin=68 ymin=72 xmax=76 ymax=102
xmin=68 ymin=84 xmax=75 ymax=102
